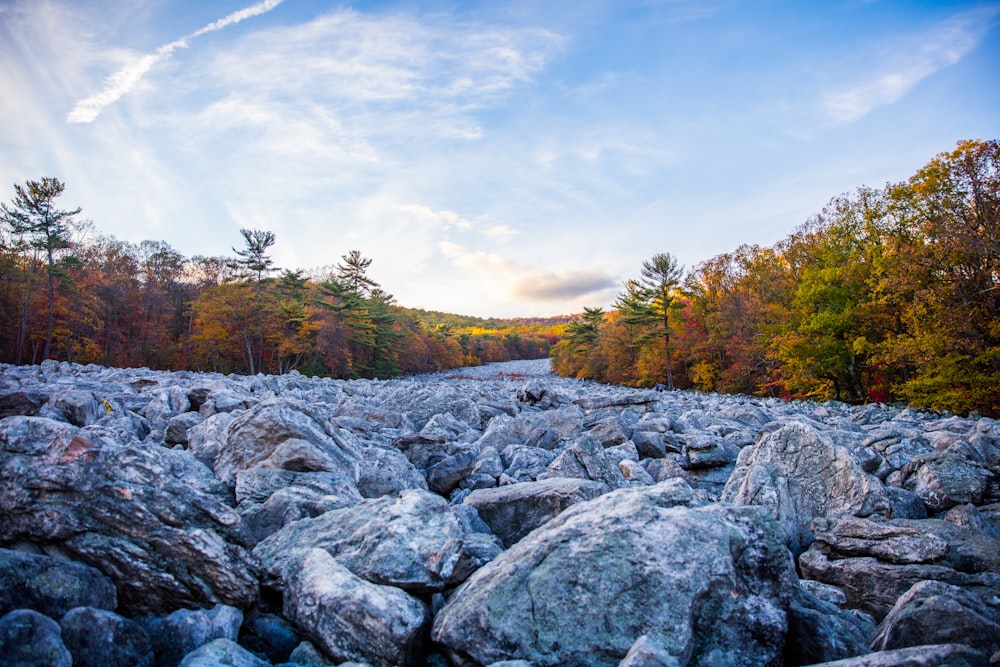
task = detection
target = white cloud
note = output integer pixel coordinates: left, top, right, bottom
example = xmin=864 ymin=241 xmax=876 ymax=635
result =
xmin=66 ymin=0 xmax=285 ymax=123
xmin=822 ymin=6 xmax=998 ymax=123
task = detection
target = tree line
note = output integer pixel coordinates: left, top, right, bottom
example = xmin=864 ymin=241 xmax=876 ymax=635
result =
xmin=552 ymin=139 xmax=999 ymax=416
xmin=0 ymin=182 xmax=562 ymax=378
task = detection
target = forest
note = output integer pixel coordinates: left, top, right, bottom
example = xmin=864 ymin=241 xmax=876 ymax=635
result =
xmin=0 ymin=188 xmax=564 ymax=378
xmin=551 ymin=139 xmax=999 ymax=416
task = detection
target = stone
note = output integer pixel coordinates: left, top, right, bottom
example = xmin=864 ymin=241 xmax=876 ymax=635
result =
xmin=280 ymin=549 xmax=428 ymax=667
xmin=432 ymin=483 xmax=794 ymax=667
xmin=0 ymin=549 xmax=117 ymax=618
xmin=722 ymin=422 xmax=893 ymax=553
xmin=141 ymin=605 xmax=244 ymax=667
xmin=214 ymin=399 xmax=360 ymax=487
xmin=538 ymin=434 xmax=627 ymax=490
xmin=0 ymin=608 xmax=72 ymax=667
xmin=870 ymin=580 xmax=1000 ymax=656
xmin=895 ymin=452 xmax=994 ymax=513
xmin=60 ymin=606 xmax=154 ymax=667
xmin=785 ymin=584 xmax=874 ymax=665
xmin=0 ymin=421 xmax=257 ymax=615
xmin=802 ymin=643 xmax=989 ymax=666
xmin=255 ymin=489 xmax=499 ymax=594
xmin=177 ymin=639 xmax=270 ymax=667
xmin=355 ymin=443 xmax=428 ymax=498
xmin=165 ymin=411 xmax=205 ymax=445
xmin=799 ymin=515 xmax=1000 ymax=621
xmin=463 ymin=477 xmax=608 ymax=547
xmin=238 ymin=611 xmax=301 ymax=665
xmin=617 ymin=635 xmax=681 ymax=667
xmin=186 ymin=411 xmax=238 ymax=468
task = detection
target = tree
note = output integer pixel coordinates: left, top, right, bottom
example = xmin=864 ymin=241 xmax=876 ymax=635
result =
xmin=337 ymin=250 xmax=377 ymax=296
xmin=640 ymin=252 xmax=684 ymax=389
xmin=231 ymin=228 xmax=277 ymax=373
xmin=232 ymin=228 xmax=276 ymax=284
xmin=0 ymin=177 xmax=80 ymax=361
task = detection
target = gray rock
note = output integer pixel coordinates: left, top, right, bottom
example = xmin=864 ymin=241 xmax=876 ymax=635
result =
xmin=0 ymin=419 xmax=258 ymax=615
xmin=141 ymin=605 xmax=243 ymax=667
xmin=722 ymin=422 xmax=893 ymax=553
xmin=432 ymin=483 xmax=793 ymax=667
xmin=463 ymin=477 xmax=608 ymax=547
xmin=286 ymin=641 xmax=340 ymax=666
xmin=280 ymin=549 xmax=428 ymax=667
xmin=60 ymin=606 xmax=153 ymax=667
xmin=356 ymin=444 xmax=428 ymax=498
xmin=40 ymin=389 xmax=105 ymax=427
xmin=870 ymin=580 xmax=1000 ymax=656
xmin=943 ymin=503 xmax=1000 ymax=541
xmin=0 ymin=608 xmax=71 ymax=667
xmin=0 ymin=549 xmax=117 ymax=618
xmin=500 ymin=444 xmax=556 ymax=482
xmin=538 ymin=434 xmax=627 ymax=490
xmin=255 ymin=489 xmax=499 ymax=594
xmin=803 ymin=643 xmax=989 ymax=666
xmin=177 ymin=639 xmax=270 ymax=667
xmin=215 ymin=399 xmax=360 ymax=487
xmin=165 ymin=411 xmax=205 ymax=445
xmin=427 ymin=446 xmax=483 ymax=495
xmin=895 ymin=452 xmax=994 ymax=513
xmin=785 ymin=584 xmax=874 ymax=665
xmin=799 ymin=515 xmax=1000 ymax=621
xmin=617 ymin=635 xmax=681 ymax=667
xmin=186 ymin=411 xmax=238 ymax=468
xmin=239 ymin=611 xmax=301 ymax=665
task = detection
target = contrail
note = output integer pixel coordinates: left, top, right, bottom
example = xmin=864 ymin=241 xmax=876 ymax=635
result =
xmin=67 ymin=0 xmax=284 ymax=124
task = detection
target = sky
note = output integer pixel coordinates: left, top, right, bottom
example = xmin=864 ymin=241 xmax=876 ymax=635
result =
xmin=1 ymin=0 xmax=998 ymax=318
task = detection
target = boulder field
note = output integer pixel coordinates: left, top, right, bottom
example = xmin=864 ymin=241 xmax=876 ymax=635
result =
xmin=1 ymin=358 xmax=998 ymax=667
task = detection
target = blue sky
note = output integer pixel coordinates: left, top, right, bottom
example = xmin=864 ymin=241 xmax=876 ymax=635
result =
xmin=1 ymin=0 xmax=997 ymax=317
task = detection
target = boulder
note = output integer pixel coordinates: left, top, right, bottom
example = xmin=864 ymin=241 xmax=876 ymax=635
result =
xmin=538 ymin=434 xmax=627 ymax=490
xmin=722 ymin=422 xmax=893 ymax=553
xmin=803 ymin=643 xmax=989 ymax=666
xmin=177 ymin=639 xmax=270 ymax=667
xmin=0 ymin=608 xmax=71 ymax=667
xmin=894 ymin=452 xmax=994 ymax=513
xmin=60 ymin=606 xmax=153 ymax=667
xmin=186 ymin=411 xmax=238 ymax=468
xmin=165 ymin=411 xmax=204 ymax=446
xmin=238 ymin=611 xmax=301 ymax=665
xmin=432 ymin=482 xmax=795 ymax=667
xmin=785 ymin=585 xmax=874 ymax=665
xmin=618 ymin=635 xmax=681 ymax=667
xmin=0 ymin=549 xmax=117 ymax=618
xmin=869 ymin=580 xmax=1000 ymax=656
xmin=463 ymin=477 xmax=607 ymax=547
xmin=140 ymin=604 xmax=243 ymax=667
xmin=215 ymin=399 xmax=360 ymax=487
xmin=798 ymin=515 xmax=1000 ymax=621
xmin=255 ymin=489 xmax=500 ymax=594
xmin=280 ymin=549 xmax=429 ymax=667
xmin=0 ymin=417 xmax=258 ymax=615
xmin=356 ymin=443 xmax=428 ymax=498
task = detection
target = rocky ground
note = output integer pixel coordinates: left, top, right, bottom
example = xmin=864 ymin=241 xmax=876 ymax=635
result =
xmin=1 ymin=358 xmax=998 ymax=667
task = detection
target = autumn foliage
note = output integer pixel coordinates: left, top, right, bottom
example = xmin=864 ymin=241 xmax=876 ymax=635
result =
xmin=552 ymin=140 xmax=1000 ymax=416
xmin=0 ymin=191 xmax=564 ymax=378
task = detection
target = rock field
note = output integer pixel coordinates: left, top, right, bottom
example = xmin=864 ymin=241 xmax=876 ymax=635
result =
xmin=1 ymin=357 xmax=998 ymax=666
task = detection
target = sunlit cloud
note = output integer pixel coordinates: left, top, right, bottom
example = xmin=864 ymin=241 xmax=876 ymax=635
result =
xmin=511 ymin=270 xmax=618 ymax=302
xmin=822 ymin=6 xmax=998 ymax=123
xmin=66 ymin=0 xmax=284 ymax=123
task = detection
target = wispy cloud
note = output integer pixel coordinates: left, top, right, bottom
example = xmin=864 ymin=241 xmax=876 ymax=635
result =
xmin=822 ymin=5 xmax=999 ymax=123
xmin=67 ymin=0 xmax=284 ymax=123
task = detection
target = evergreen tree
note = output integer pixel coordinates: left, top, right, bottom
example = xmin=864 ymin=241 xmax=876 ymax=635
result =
xmin=0 ymin=177 xmax=80 ymax=361
xmin=640 ymin=253 xmax=684 ymax=389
